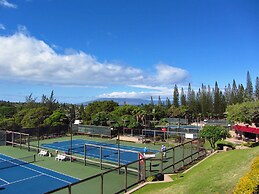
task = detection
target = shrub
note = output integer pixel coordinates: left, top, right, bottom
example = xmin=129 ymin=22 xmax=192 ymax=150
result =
xmin=146 ymin=176 xmax=156 ymax=182
xmin=242 ymin=141 xmax=259 ymax=148
xmin=216 ymin=141 xmax=235 ymax=150
xmin=233 ymin=156 xmax=259 ymax=194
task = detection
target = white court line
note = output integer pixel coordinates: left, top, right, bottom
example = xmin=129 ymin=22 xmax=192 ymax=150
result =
xmin=0 ymin=177 xmax=9 ymax=185
xmin=0 ymin=174 xmax=43 ymax=187
xmin=0 ymin=154 xmax=75 ymax=185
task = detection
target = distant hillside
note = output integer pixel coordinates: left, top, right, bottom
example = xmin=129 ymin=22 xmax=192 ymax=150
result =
xmin=81 ymin=98 xmax=151 ymax=106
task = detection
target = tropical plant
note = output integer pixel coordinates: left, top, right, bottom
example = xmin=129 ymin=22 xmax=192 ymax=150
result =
xmin=199 ymin=125 xmax=230 ymax=149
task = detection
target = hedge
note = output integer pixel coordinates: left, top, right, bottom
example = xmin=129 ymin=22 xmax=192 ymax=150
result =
xmin=233 ymin=156 xmax=259 ymax=194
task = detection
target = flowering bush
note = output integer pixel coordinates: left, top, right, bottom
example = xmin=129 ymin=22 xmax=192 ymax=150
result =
xmin=233 ymin=156 xmax=259 ymax=194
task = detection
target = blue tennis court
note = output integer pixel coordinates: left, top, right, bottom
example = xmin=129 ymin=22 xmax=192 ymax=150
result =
xmin=42 ymin=139 xmax=159 ymax=164
xmin=0 ymin=153 xmax=79 ymax=194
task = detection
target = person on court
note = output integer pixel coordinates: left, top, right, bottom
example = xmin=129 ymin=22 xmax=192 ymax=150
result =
xmin=161 ymin=144 xmax=166 ymax=157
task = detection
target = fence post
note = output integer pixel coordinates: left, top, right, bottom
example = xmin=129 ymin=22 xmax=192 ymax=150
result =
xmin=101 ymin=174 xmax=104 ymax=194
xmin=118 ymin=148 xmax=121 ymax=174
xmin=20 ymin=133 xmax=22 ymax=149
xmin=68 ymin=184 xmax=71 ymax=194
xmin=124 ymin=166 xmax=128 ymax=192
xmin=160 ymin=153 xmax=163 ymax=173
xmin=28 ymin=135 xmax=30 ymax=151
xmin=37 ymin=127 xmax=40 ymax=153
xmin=144 ymin=159 xmax=146 ymax=180
xmin=182 ymin=144 xmax=184 ymax=168
xmin=5 ymin=131 xmax=7 ymax=146
xmin=84 ymin=144 xmax=86 ymax=166
xmin=190 ymin=140 xmax=193 ymax=162
xmin=173 ymin=147 xmax=175 ymax=172
xmin=149 ymin=160 xmax=152 ymax=175
xmin=12 ymin=131 xmax=14 ymax=147
xmin=100 ymin=147 xmax=103 ymax=170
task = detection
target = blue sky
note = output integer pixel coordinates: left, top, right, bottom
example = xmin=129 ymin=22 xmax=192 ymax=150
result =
xmin=0 ymin=0 xmax=258 ymax=103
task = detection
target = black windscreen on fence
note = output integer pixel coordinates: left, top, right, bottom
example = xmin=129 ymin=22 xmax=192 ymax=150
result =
xmin=74 ymin=125 xmax=116 ymax=138
xmin=0 ymin=130 xmax=5 ymax=146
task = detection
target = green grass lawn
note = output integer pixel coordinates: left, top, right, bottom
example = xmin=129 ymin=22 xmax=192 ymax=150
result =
xmin=133 ymin=146 xmax=259 ymax=194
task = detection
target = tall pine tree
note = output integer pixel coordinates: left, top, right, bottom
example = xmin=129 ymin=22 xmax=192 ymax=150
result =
xmin=187 ymin=83 xmax=197 ymax=115
xmin=255 ymin=76 xmax=259 ymax=100
xmin=180 ymin=87 xmax=186 ymax=106
xmin=246 ymin=71 xmax=253 ymax=100
xmin=173 ymin=84 xmax=179 ymax=108
xmin=237 ymin=84 xmax=245 ymax=103
xmin=213 ymin=81 xmax=221 ymax=117
xmin=158 ymin=96 xmax=162 ymax=106
xmin=165 ymin=97 xmax=171 ymax=109
xmin=150 ymin=96 xmax=154 ymax=107
xmin=231 ymin=79 xmax=238 ymax=104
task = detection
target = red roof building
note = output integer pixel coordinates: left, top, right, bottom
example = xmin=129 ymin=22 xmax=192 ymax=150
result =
xmin=232 ymin=124 xmax=259 ymax=142
xmin=233 ymin=124 xmax=259 ymax=135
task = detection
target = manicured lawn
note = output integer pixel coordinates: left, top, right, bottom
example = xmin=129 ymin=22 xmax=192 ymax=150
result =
xmin=133 ymin=146 xmax=259 ymax=194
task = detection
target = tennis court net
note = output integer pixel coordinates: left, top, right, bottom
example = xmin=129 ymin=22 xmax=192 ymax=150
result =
xmin=68 ymin=139 xmax=119 ymax=154
xmin=0 ymin=155 xmax=36 ymax=170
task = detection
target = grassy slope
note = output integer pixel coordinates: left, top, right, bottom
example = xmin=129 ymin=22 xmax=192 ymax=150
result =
xmin=134 ymin=146 xmax=259 ymax=194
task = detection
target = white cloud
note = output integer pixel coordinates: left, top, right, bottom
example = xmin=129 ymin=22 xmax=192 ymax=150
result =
xmin=0 ymin=31 xmax=189 ymax=89
xmin=99 ymin=91 xmax=140 ymax=99
xmin=153 ymin=64 xmax=189 ymax=85
xmin=99 ymin=85 xmax=174 ymax=100
xmin=0 ymin=24 xmax=5 ymax=30
xmin=0 ymin=0 xmax=17 ymax=8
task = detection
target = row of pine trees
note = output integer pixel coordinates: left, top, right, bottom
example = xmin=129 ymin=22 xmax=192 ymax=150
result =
xmin=150 ymin=71 xmax=258 ymax=119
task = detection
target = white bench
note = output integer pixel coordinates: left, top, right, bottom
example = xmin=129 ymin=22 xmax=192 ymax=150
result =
xmin=38 ymin=150 xmax=49 ymax=157
xmin=144 ymin=152 xmax=156 ymax=159
xmin=55 ymin=154 xmax=67 ymax=161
